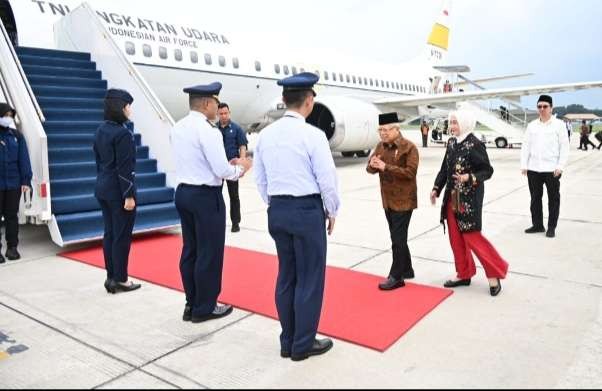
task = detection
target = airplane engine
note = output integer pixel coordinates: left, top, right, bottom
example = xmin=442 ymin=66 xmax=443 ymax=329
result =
xmin=306 ymin=96 xmax=381 ymax=157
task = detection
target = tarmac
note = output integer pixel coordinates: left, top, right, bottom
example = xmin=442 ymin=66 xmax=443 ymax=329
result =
xmin=1 ymin=131 xmax=601 ymax=389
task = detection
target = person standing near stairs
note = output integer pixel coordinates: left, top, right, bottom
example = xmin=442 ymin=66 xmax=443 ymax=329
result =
xmin=0 ymin=103 xmax=32 ymax=264
xmin=172 ymin=83 xmax=252 ymax=324
xmin=94 ymin=89 xmax=141 ymax=294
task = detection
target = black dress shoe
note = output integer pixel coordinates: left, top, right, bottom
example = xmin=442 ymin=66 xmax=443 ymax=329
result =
xmin=183 ymin=304 xmax=192 ymax=322
xmin=490 ymin=279 xmax=502 ymax=297
xmin=291 ymin=338 xmax=333 ymax=362
xmin=546 ymin=229 xmax=556 ymax=238
xmin=191 ymin=304 xmax=233 ymax=323
xmin=104 ymin=279 xmax=112 ymax=293
xmin=525 ymin=226 xmax=546 ymax=234
xmin=5 ymin=247 xmax=20 ymax=261
xmin=378 ymin=277 xmax=405 ymax=291
xmin=444 ymin=279 xmax=472 ymax=288
xmin=280 ymin=350 xmax=291 ymax=359
xmin=231 ymin=224 xmax=240 ymax=233
xmin=107 ymin=281 xmax=142 ymax=294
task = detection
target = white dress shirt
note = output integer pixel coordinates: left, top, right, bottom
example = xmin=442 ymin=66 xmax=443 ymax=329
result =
xmin=171 ymin=111 xmax=243 ymax=186
xmin=254 ymin=110 xmax=341 ymax=217
xmin=521 ymin=116 xmax=570 ymax=173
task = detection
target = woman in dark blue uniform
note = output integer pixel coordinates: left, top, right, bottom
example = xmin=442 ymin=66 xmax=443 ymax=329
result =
xmin=94 ymin=90 xmax=140 ymax=294
xmin=0 ymin=103 xmax=32 ymax=264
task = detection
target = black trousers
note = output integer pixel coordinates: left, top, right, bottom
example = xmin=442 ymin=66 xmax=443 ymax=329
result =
xmin=527 ymin=171 xmax=561 ymax=230
xmin=422 ymin=134 xmax=428 ymax=148
xmin=0 ymin=189 xmax=22 ymax=249
xmin=226 ymin=180 xmax=241 ymax=225
xmin=98 ymin=199 xmax=136 ymax=283
xmin=385 ymin=209 xmax=414 ymax=280
xmin=175 ymin=185 xmax=226 ymax=317
xmin=580 ymin=136 xmax=596 ymax=150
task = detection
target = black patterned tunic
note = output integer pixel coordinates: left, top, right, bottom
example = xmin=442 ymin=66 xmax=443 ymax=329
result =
xmin=433 ymin=133 xmax=494 ymax=233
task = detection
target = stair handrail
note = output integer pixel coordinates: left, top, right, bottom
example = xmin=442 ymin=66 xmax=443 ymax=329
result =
xmin=54 ymin=2 xmax=173 ymax=124
xmin=54 ymin=2 xmax=177 ymax=186
xmin=0 ymin=18 xmax=52 ymax=223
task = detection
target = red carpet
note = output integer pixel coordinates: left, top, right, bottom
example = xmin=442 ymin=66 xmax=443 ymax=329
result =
xmin=60 ymin=234 xmax=453 ymax=352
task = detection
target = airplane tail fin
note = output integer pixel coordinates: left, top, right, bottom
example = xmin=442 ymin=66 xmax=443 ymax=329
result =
xmin=424 ymin=0 xmax=451 ymax=65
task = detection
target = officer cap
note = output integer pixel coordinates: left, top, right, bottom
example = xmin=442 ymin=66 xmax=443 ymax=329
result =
xmin=0 ymin=103 xmax=16 ymax=117
xmin=278 ymin=72 xmax=319 ymax=94
xmin=183 ymin=82 xmax=222 ymax=102
xmin=379 ymin=112 xmax=400 ymax=126
xmin=105 ymin=89 xmax=134 ymax=104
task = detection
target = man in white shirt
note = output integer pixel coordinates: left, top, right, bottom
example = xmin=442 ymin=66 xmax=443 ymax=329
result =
xmin=254 ymin=73 xmax=340 ymax=362
xmin=520 ymin=95 xmax=570 ymax=238
xmin=171 ymin=82 xmax=252 ymax=323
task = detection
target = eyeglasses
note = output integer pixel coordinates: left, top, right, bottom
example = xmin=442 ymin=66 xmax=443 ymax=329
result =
xmin=537 ymin=105 xmax=551 ymax=110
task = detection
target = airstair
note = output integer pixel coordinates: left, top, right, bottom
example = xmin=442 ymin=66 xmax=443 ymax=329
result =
xmin=457 ymin=101 xmax=526 ymax=148
xmin=0 ymin=4 xmax=180 ymax=246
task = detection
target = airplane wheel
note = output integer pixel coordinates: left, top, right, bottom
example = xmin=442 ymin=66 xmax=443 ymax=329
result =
xmin=495 ymin=138 xmax=508 ymax=149
xmin=355 ymin=150 xmax=371 ymax=158
xmin=342 ymin=152 xmax=355 ymax=158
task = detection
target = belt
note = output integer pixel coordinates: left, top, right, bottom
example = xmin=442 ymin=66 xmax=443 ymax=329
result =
xmin=178 ymin=184 xmax=221 ymax=190
xmin=271 ymin=194 xmax=321 ymax=200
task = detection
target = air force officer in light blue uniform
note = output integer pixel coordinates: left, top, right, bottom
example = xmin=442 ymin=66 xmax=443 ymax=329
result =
xmin=254 ymin=73 xmax=340 ymax=362
xmin=171 ymin=82 xmax=252 ymax=324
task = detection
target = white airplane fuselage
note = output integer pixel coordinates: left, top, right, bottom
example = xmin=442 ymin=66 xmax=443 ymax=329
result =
xmin=3 ymin=0 xmax=451 ymax=152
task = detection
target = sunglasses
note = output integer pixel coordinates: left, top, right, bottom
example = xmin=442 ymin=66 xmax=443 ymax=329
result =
xmin=537 ymin=105 xmax=551 ymax=110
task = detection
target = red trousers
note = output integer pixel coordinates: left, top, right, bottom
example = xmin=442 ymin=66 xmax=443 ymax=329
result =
xmin=446 ymin=203 xmax=509 ymax=280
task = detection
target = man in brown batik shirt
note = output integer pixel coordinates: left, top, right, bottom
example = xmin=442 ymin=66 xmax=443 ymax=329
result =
xmin=367 ymin=112 xmax=419 ymax=290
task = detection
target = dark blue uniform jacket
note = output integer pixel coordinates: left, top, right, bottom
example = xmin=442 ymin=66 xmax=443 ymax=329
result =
xmin=0 ymin=126 xmax=32 ymax=190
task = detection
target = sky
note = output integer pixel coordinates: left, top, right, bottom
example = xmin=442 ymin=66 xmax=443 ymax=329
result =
xmin=176 ymin=0 xmax=602 ymax=110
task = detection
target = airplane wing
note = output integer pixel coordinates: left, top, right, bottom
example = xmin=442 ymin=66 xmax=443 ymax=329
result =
xmin=374 ymin=81 xmax=602 ymax=109
xmin=455 ymin=73 xmax=534 ymax=86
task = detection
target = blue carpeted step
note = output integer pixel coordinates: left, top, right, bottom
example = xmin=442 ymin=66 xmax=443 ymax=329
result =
xmin=47 ymin=133 xmax=142 ymax=148
xmin=49 ymin=146 xmax=149 ymax=164
xmin=17 ymin=46 xmax=91 ymax=61
xmin=22 ymin=65 xmax=102 ymax=80
xmin=38 ymin=97 xmax=104 ymax=110
xmin=18 ymin=55 xmax=97 ymax=70
xmin=43 ymin=108 xmax=104 ymax=121
xmin=44 ymin=121 xmax=101 ymax=133
xmin=56 ymin=202 xmax=180 ymax=244
xmin=32 ymin=86 xmax=106 ymax=99
xmin=50 ymin=159 xmax=157 ymax=180
xmin=51 ymin=173 xmax=167 ymax=197
xmin=28 ymin=75 xmax=107 ymax=89
xmin=52 ymin=187 xmax=175 ymax=215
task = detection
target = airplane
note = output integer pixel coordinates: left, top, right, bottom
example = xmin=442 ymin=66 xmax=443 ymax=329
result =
xmin=2 ymin=0 xmax=602 ymax=159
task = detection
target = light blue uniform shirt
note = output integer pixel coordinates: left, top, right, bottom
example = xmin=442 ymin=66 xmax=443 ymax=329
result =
xmin=254 ymin=110 xmax=341 ymax=217
xmin=171 ymin=111 xmax=243 ymax=186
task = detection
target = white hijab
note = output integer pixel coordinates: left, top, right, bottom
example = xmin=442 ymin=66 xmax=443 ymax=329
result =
xmin=449 ymin=109 xmax=476 ymax=144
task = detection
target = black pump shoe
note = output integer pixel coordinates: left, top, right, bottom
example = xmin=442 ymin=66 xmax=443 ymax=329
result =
xmin=490 ymin=279 xmax=502 ymax=297
xmin=107 ymin=280 xmax=141 ymax=294
xmin=444 ymin=279 xmax=472 ymax=288
xmin=5 ymin=247 xmax=20 ymax=261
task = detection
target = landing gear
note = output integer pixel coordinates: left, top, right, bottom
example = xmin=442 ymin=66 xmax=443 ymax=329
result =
xmin=341 ymin=150 xmax=371 ymax=158
xmin=495 ymin=137 xmax=508 ymax=149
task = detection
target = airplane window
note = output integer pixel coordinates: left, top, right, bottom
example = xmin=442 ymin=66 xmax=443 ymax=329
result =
xmin=274 ymin=64 xmax=281 ymax=74
xmin=324 ymin=72 xmax=329 ymax=81
xmin=352 ymin=76 xmax=357 ymax=84
xmin=332 ymin=73 xmax=337 ymax=82
xmin=233 ymin=57 xmax=240 ymax=69
xmin=204 ymin=54 xmax=212 ymax=65
xmin=386 ymin=81 xmax=390 ymax=88
xmin=283 ymin=65 xmax=290 ymax=75
xmin=370 ymin=79 xmax=374 ymax=87
xmin=219 ymin=56 xmax=226 ymax=67
xmin=142 ymin=44 xmax=152 ymax=58
xmin=339 ymin=73 xmax=343 ymax=82
xmin=381 ymin=80 xmax=385 ymax=87
xmin=174 ymin=49 xmax=183 ymax=62
xmin=190 ymin=51 xmax=198 ymax=63
xmin=292 ymin=66 xmax=298 ymax=75
xmin=125 ymin=42 xmax=135 ymax=56
xmin=300 ymin=68 xmax=305 ymax=72
xmin=346 ymin=75 xmax=350 ymax=83
xmin=159 ymin=46 xmax=167 ymax=60
xmin=255 ymin=61 xmax=262 ymax=72
xmin=358 ymin=77 xmax=363 ymax=85
xmin=364 ymin=77 xmax=368 ymax=85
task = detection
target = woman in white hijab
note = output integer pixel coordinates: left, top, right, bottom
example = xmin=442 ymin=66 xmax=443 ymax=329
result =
xmin=430 ymin=109 xmax=509 ymax=296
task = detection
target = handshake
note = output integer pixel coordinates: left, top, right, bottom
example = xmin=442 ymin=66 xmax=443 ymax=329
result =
xmin=230 ymin=157 xmax=253 ymax=177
